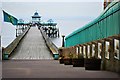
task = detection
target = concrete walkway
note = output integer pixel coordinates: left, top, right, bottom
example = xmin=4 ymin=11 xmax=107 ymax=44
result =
xmin=10 ymin=27 xmax=53 ymax=60
xmin=2 ymin=60 xmax=119 ymax=78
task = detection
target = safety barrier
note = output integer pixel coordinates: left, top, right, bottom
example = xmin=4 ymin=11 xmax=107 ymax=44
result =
xmin=2 ymin=26 xmax=30 ymax=60
xmin=40 ymin=27 xmax=59 ymax=60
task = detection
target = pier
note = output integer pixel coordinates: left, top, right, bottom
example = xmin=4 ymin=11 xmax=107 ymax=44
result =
xmin=2 ymin=26 xmax=119 ymax=79
xmin=9 ymin=27 xmax=53 ymax=59
xmin=1 ymin=1 xmax=120 ymax=79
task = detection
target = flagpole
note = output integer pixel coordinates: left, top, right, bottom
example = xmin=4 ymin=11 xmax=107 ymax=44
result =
xmin=16 ymin=25 xmax=18 ymax=37
xmin=3 ymin=10 xmax=18 ymax=37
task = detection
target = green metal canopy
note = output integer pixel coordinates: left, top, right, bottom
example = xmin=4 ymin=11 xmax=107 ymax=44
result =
xmin=65 ymin=2 xmax=120 ymax=47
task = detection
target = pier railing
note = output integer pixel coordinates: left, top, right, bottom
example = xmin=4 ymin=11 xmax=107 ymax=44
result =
xmin=2 ymin=26 xmax=30 ymax=60
xmin=40 ymin=27 xmax=59 ymax=59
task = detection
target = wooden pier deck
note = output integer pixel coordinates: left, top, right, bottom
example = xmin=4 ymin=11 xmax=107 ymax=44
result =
xmin=9 ymin=27 xmax=53 ymax=60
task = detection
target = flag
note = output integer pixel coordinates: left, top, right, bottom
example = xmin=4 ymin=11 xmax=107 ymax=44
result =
xmin=3 ymin=10 xmax=18 ymax=25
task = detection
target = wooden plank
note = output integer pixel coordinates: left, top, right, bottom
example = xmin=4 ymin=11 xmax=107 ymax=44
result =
xmin=40 ymin=27 xmax=58 ymax=55
xmin=3 ymin=27 xmax=30 ymax=56
xmin=10 ymin=27 xmax=53 ymax=59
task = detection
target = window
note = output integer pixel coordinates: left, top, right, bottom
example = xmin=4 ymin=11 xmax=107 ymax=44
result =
xmin=83 ymin=46 xmax=86 ymax=58
xmin=87 ymin=45 xmax=90 ymax=58
xmin=79 ymin=46 xmax=82 ymax=54
xmin=105 ymin=41 xmax=110 ymax=59
xmin=76 ymin=47 xmax=79 ymax=55
xmin=98 ymin=43 xmax=102 ymax=59
xmin=92 ymin=44 xmax=95 ymax=57
xmin=32 ymin=18 xmax=36 ymax=20
xmin=114 ymin=39 xmax=120 ymax=60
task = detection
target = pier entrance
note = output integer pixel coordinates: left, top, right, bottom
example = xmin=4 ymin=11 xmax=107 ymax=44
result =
xmin=2 ymin=2 xmax=120 ymax=79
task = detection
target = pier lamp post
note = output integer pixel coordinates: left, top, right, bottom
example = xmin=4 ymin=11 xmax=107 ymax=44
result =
xmin=16 ymin=28 xmax=17 ymax=37
xmin=62 ymin=35 xmax=65 ymax=47
xmin=16 ymin=25 xmax=18 ymax=37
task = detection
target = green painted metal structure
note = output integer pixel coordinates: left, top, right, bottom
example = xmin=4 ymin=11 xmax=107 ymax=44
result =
xmin=65 ymin=2 xmax=120 ymax=47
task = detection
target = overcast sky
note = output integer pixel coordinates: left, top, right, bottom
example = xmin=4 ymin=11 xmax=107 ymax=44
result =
xmin=2 ymin=0 xmax=104 ymax=2
xmin=1 ymin=0 xmax=104 ymax=47
xmin=1 ymin=0 xmax=104 ymax=32
xmin=1 ymin=1 xmax=104 ymax=35
xmin=2 ymin=1 xmax=104 ymax=22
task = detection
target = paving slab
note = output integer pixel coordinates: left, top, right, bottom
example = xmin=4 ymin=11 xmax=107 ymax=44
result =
xmin=2 ymin=60 xmax=120 ymax=78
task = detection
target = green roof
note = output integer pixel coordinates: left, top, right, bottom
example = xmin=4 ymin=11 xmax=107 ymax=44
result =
xmin=65 ymin=2 xmax=119 ymax=40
